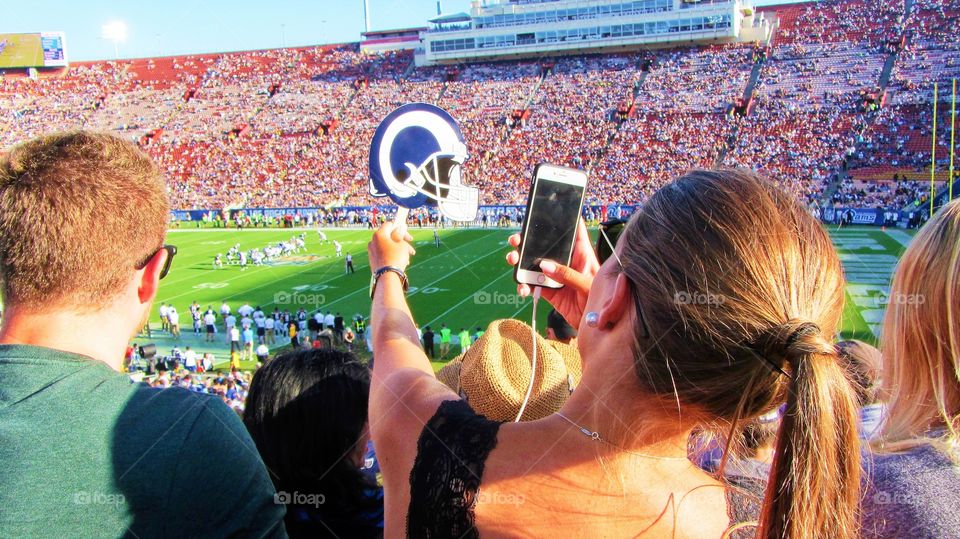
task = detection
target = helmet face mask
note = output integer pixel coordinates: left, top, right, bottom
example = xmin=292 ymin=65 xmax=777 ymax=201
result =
xmin=370 ymin=104 xmax=479 ymax=221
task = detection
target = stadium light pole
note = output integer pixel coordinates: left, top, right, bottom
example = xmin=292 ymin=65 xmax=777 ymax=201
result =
xmin=932 ymin=83 xmax=938 ymax=217
xmin=101 ymin=21 xmax=128 ymax=60
xmin=363 ymin=0 xmax=372 ymax=33
xmin=951 ymin=78 xmax=956 ymax=201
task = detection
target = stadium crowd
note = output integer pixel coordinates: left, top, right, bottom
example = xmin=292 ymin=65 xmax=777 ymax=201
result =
xmin=3 ymin=39 xmax=960 ymax=532
xmin=5 ymin=0 xmax=960 ymax=535
xmin=3 ymin=0 xmax=954 ymax=213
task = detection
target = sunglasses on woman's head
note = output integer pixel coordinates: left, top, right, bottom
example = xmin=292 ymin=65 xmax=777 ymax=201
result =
xmin=596 ymin=219 xmax=627 ymax=264
xmin=595 ymin=219 xmax=649 ymax=339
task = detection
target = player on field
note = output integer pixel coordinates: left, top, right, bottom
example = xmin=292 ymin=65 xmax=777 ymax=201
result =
xmin=192 ymin=308 xmax=202 ymax=334
xmin=159 ymin=303 xmax=170 ymax=332
xmin=168 ymin=307 xmax=180 ymax=339
xmin=203 ymin=311 xmax=216 ymax=342
xmin=334 ymin=240 xmax=342 ymax=257
xmin=225 ymin=313 xmax=237 ymax=344
xmin=213 ymin=253 xmax=223 ymax=269
xmin=264 ymin=315 xmax=276 ymax=345
xmin=434 ymin=229 xmax=440 ymax=248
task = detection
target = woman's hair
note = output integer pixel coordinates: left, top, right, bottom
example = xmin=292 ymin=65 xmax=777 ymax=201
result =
xmin=243 ymin=348 xmax=377 ymax=516
xmin=878 ymin=198 xmax=960 ymax=449
xmin=617 ymin=169 xmax=860 ymax=539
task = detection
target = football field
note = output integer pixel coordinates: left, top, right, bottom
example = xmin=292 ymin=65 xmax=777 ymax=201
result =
xmin=144 ymin=225 xmax=913 ymax=369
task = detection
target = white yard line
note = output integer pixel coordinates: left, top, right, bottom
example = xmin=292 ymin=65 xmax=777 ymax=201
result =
xmin=260 ymin=232 xmax=505 ymax=309
xmin=421 ymin=267 xmax=516 ymax=328
xmin=885 ymin=229 xmax=913 ymax=249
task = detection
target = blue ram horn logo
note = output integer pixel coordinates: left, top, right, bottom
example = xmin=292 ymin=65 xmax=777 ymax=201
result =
xmin=369 ymin=103 xmax=479 ymax=222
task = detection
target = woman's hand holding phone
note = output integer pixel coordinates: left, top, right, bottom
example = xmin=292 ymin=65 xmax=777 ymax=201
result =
xmin=506 ymin=219 xmax=600 ymax=328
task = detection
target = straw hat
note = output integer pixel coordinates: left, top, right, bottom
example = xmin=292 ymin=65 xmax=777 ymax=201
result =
xmin=436 ymin=319 xmax=582 ymax=422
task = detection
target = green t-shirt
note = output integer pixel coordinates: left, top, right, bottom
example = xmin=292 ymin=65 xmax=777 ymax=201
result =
xmin=439 ymin=328 xmax=452 ymax=343
xmin=458 ymin=331 xmax=471 ymax=347
xmin=0 ymin=344 xmax=286 ymax=538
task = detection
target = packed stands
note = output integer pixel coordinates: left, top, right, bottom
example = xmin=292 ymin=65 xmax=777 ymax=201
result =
xmin=769 ymin=0 xmax=904 ymax=49
xmin=843 ymin=0 xmax=960 ymax=206
xmin=475 ymin=54 xmax=637 ymax=204
xmin=590 ymin=45 xmax=752 ymax=204
xmin=1 ymin=0 xmax=956 ymax=212
xmin=721 ymin=42 xmax=878 ymax=202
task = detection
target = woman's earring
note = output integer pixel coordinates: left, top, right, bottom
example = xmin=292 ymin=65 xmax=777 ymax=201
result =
xmin=585 ymin=312 xmax=600 ymax=328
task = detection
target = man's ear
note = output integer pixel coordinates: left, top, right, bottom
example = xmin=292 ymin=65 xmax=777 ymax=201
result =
xmin=596 ymin=273 xmax=632 ymax=330
xmin=137 ymin=249 xmax=168 ymax=305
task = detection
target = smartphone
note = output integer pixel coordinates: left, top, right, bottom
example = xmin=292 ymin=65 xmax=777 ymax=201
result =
xmin=515 ymin=163 xmax=588 ymax=289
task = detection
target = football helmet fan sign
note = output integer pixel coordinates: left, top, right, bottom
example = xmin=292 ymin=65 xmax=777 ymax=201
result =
xmin=369 ymin=103 xmax=479 ymax=222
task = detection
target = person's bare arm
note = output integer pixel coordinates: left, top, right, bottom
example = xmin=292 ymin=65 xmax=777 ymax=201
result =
xmin=367 ymin=224 xmax=459 ymax=466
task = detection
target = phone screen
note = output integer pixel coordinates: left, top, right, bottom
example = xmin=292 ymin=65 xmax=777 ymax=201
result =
xmin=520 ymin=177 xmax=585 ymax=271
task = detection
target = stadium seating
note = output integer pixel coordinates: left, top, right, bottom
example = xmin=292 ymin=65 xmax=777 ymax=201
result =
xmin=2 ymin=0 xmax=956 ymax=211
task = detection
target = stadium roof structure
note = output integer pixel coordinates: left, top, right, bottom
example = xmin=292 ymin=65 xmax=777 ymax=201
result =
xmin=361 ymin=27 xmax=428 ymax=38
xmin=428 ymin=12 xmax=472 ymax=24
xmin=417 ymin=0 xmax=765 ymax=66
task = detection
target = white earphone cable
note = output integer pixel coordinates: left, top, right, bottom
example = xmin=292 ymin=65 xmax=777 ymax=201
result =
xmin=515 ymin=286 xmax=542 ymax=422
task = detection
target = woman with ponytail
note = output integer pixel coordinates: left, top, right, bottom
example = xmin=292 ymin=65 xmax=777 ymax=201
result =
xmin=861 ymin=198 xmax=960 ymax=538
xmin=368 ymin=169 xmax=860 ymax=537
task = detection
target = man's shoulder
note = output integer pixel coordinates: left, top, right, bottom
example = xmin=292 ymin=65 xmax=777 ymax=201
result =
xmin=118 ymin=387 xmax=287 ymax=537
xmin=123 ymin=384 xmax=225 ymax=426
xmin=118 ymin=386 xmax=257 ymax=475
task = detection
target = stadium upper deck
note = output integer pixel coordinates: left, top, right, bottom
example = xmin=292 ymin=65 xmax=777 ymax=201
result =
xmin=418 ymin=0 xmax=755 ymax=65
xmin=0 ymin=0 xmax=957 ymax=213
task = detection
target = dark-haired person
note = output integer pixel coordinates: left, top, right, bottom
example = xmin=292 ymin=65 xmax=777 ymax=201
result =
xmin=334 ymin=312 xmax=345 ymax=344
xmin=0 ymin=131 xmax=285 ymax=537
xmin=244 ymin=348 xmax=383 ymax=538
xmin=368 ymin=169 xmax=861 ymax=538
xmin=288 ymin=320 xmax=300 ymax=348
xmin=421 ymin=326 xmax=435 ymax=358
xmin=835 ymin=339 xmax=884 ymax=440
xmin=861 ymin=198 xmax=960 ymax=538
xmin=724 ymin=411 xmax=781 ymax=488
xmin=546 ymin=307 xmax=577 ymax=345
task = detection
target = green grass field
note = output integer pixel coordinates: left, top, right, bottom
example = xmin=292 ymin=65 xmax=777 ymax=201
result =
xmin=143 ymin=225 xmax=914 ymax=371
xmin=0 ymin=34 xmax=43 ymax=69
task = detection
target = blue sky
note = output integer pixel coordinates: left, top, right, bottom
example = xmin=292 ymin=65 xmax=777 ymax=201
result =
xmin=0 ymin=0 xmax=473 ymax=60
xmin=0 ymin=0 xmax=809 ymax=61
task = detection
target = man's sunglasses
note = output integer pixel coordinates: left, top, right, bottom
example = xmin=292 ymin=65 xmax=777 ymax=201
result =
xmin=136 ymin=245 xmax=177 ymax=279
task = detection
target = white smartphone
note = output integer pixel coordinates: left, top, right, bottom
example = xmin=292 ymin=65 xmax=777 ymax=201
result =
xmin=515 ymin=163 xmax=589 ymax=289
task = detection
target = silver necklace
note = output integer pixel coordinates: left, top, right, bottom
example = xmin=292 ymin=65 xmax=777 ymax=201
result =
xmin=555 ymin=412 xmax=690 ymax=461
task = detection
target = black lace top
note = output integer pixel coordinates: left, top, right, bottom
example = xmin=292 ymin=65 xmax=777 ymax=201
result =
xmin=407 ymin=399 xmax=762 ymax=538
